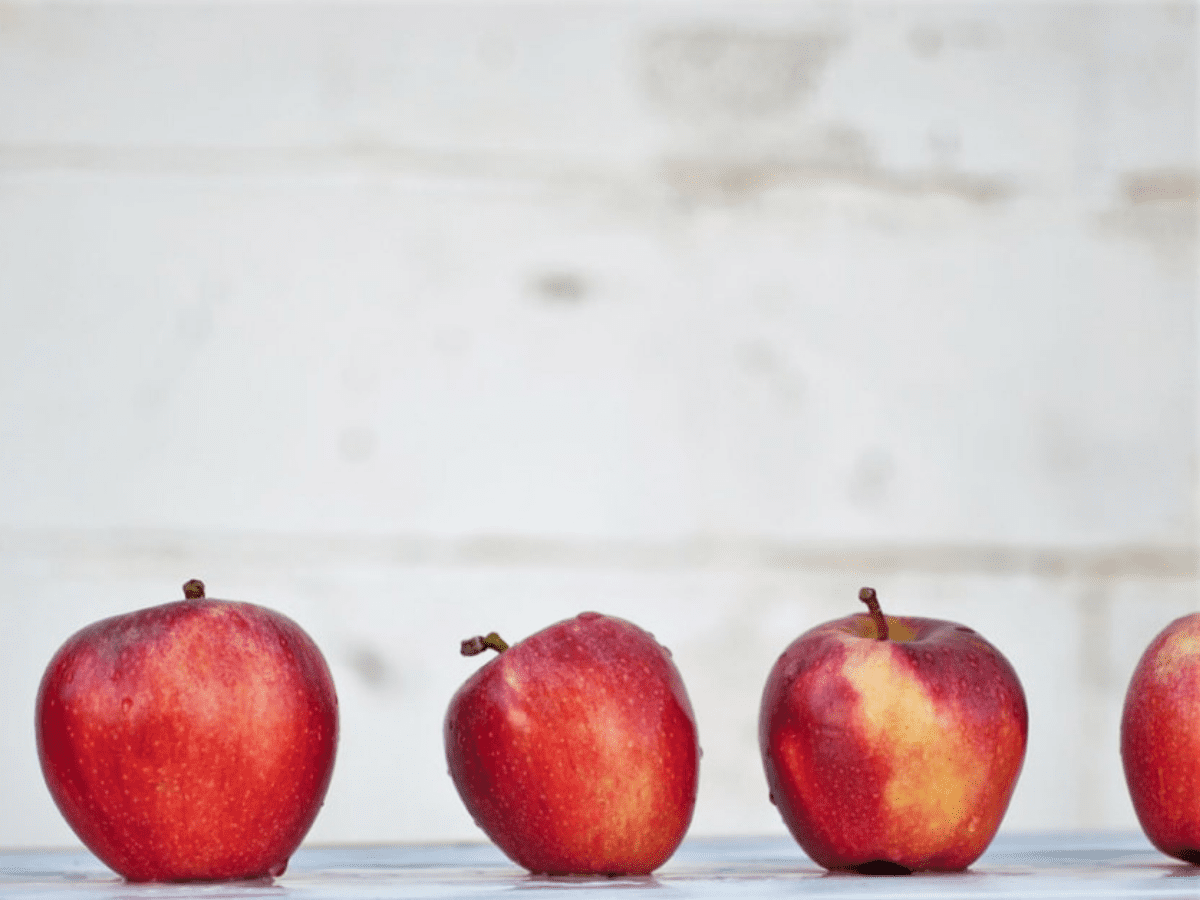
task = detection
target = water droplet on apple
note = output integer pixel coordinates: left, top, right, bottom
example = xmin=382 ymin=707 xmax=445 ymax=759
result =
xmin=120 ymin=697 xmax=132 ymax=714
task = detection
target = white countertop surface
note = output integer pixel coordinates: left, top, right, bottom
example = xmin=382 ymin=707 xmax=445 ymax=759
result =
xmin=2 ymin=832 xmax=1197 ymax=899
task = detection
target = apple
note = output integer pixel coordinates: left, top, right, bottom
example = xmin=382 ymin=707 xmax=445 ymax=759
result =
xmin=35 ymin=579 xmax=338 ymax=882
xmin=444 ymin=612 xmax=700 ymax=875
xmin=759 ymin=587 xmax=1027 ymax=873
xmin=1121 ymin=612 xmax=1200 ymax=864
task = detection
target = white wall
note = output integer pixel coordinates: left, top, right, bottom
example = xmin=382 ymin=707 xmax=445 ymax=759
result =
xmin=0 ymin=0 xmax=1195 ymax=848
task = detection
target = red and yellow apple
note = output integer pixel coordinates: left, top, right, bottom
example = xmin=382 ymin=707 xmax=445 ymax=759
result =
xmin=1121 ymin=612 xmax=1200 ymax=864
xmin=36 ymin=580 xmax=339 ymax=882
xmin=759 ymin=588 xmax=1027 ymax=873
xmin=444 ymin=612 xmax=700 ymax=875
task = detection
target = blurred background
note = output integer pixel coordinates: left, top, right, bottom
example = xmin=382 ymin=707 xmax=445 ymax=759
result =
xmin=0 ymin=0 xmax=1196 ymax=849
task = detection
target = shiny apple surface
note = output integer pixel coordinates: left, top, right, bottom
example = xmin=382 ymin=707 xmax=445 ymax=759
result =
xmin=445 ymin=612 xmax=699 ymax=875
xmin=36 ymin=587 xmax=338 ymax=882
xmin=1121 ymin=612 xmax=1200 ymax=865
xmin=760 ymin=606 xmax=1027 ymax=872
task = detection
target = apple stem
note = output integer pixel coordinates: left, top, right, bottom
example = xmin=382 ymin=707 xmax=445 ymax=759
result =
xmin=859 ymin=587 xmax=889 ymax=641
xmin=183 ymin=579 xmax=206 ymax=601
xmin=461 ymin=632 xmax=510 ymax=656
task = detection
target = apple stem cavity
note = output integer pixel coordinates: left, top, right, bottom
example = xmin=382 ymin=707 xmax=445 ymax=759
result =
xmin=183 ymin=579 xmax=206 ymax=601
xmin=461 ymin=632 xmax=510 ymax=657
xmin=858 ymin=587 xmax=889 ymax=641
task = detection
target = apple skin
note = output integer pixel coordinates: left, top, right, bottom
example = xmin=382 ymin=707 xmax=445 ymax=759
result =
xmin=759 ymin=597 xmax=1027 ymax=872
xmin=1121 ymin=613 xmax=1200 ymax=864
xmin=35 ymin=581 xmax=338 ymax=882
xmin=444 ymin=612 xmax=700 ymax=876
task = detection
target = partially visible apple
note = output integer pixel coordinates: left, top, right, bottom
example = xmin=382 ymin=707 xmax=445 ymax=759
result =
xmin=444 ymin=612 xmax=700 ymax=875
xmin=36 ymin=580 xmax=339 ymax=882
xmin=1121 ymin=612 xmax=1200 ymax=864
xmin=759 ymin=588 xmax=1027 ymax=873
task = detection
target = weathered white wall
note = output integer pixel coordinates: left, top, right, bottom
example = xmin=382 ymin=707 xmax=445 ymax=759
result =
xmin=0 ymin=1 xmax=1195 ymax=848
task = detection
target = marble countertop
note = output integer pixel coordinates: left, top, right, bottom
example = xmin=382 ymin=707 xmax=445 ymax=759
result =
xmin=3 ymin=832 xmax=1197 ymax=899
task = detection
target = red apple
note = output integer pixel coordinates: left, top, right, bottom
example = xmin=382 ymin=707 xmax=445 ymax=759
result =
xmin=759 ymin=587 xmax=1027 ymax=873
xmin=1121 ymin=612 xmax=1200 ymax=864
xmin=444 ymin=612 xmax=700 ymax=875
xmin=35 ymin=580 xmax=338 ymax=882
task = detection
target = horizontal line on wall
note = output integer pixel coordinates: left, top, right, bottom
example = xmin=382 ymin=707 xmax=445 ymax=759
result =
xmin=0 ymin=144 xmax=1016 ymax=205
xmin=0 ymin=530 xmax=1195 ymax=580
xmin=0 ymin=144 xmax=620 ymax=178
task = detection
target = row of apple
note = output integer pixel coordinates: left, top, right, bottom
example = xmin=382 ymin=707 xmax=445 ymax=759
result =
xmin=33 ymin=579 xmax=1199 ymax=882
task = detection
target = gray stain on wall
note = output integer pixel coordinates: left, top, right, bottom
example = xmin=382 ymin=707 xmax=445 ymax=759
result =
xmin=530 ymin=271 xmax=589 ymax=304
xmin=641 ymin=27 xmax=843 ymax=121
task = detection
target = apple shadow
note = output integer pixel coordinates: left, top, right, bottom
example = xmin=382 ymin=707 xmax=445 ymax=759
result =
xmin=517 ymin=873 xmax=663 ymax=890
xmin=818 ymin=860 xmax=915 ymax=877
xmin=112 ymin=874 xmax=284 ymax=898
xmin=848 ymin=860 xmax=913 ymax=876
xmin=1163 ymin=864 xmax=1200 ymax=878
xmin=821 ymin=864 xmax=998 ymax=881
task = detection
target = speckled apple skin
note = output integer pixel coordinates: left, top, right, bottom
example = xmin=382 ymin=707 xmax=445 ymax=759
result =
xmin=1121 ymin=613 xmax=1200 ymax=865
xmin=444 ymin=612 xmax=700 ymax=875
xmin=759 ymin=612 xmax=1027 ymax=872
xmin=36 ymin=597 xmax=339 ymax=882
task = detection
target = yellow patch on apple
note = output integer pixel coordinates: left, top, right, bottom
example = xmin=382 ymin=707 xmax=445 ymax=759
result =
xmin=759 ymin=587 xmax=1028 ymax=873
xmin=1149 ymin=631 xmax=1200 ymax=683
xmin=845 ymin=646 xmax=977 ymax=855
